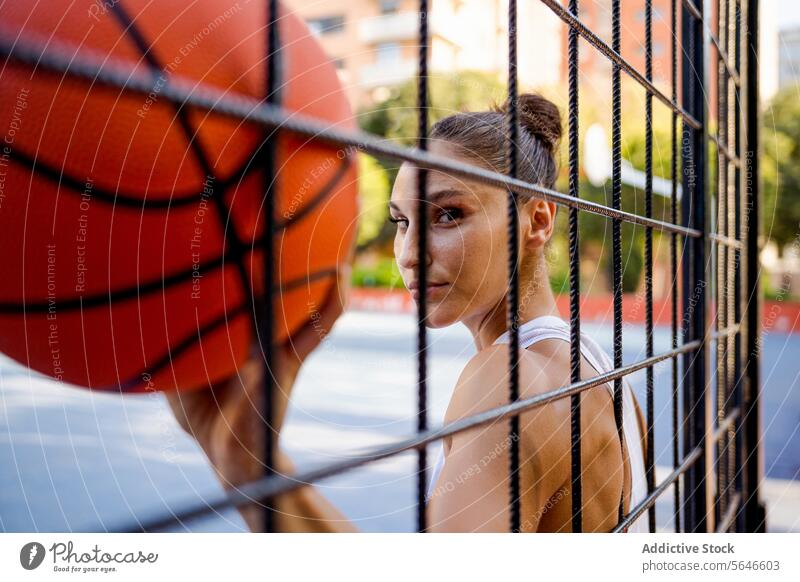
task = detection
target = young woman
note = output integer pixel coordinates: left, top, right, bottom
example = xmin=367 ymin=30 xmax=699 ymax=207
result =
xmin=388 ymin=93 xmax=649 ymax=532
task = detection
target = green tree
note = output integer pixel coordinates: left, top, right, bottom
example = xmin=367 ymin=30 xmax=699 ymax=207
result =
xmin=356 ymin=154 xmax=391 ymax=249
xmin=763 ymin=88 xmax=800 ymax=250
xmin=359 ymin=70 xmax=507 ymax=146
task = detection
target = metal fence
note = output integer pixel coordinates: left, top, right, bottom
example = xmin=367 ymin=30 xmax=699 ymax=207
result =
xmin=0 ymin=0 xmax=765 ymax=533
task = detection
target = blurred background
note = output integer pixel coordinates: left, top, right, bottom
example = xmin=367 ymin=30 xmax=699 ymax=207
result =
xmin=1 ymin=0 xmax=799 ymax=533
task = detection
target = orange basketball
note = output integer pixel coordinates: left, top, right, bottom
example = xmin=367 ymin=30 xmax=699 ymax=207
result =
xmin=0 ymin=1 xmax=358 ymax=392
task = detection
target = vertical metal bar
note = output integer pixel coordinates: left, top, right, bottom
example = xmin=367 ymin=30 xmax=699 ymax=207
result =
xmin=724 ymin=0 xmax=733 ymax=524
xmin=567 ymin=0 xmax=583 ymax=535
xmin=741 ymin=0 xmax=767 ymax=533
xmin=681 ymin=0 xmax=710 ymax=533
xmin=681 ymin=1 xmax=698 ymax=533
xmin=670 ymin=0 xmax=682 ymax=534
xmin=732 ymin=0 xmax=746 ymax=533
xmin=506 ymin=0 xmax=522 ymax=534
xmin=681 ymin=7 xmax=695 ymax=533
xmin=715 ymin=0 xmax=728 ymax=530
xmin=416 ymin=0 xmax=429 ymax=534
xmin=725 ymin=0 xmax=738 ymax=528
xmin=610 ymin=0 xmax=625 ymax=528
xmin=643 ymin=0 xmax=656 ymax=534
xmin=259 ymin=0 xmax=281 ymax=533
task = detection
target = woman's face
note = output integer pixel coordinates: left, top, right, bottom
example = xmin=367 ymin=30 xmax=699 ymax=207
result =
xmin=389 ymin=141 xmax=514 ymax=328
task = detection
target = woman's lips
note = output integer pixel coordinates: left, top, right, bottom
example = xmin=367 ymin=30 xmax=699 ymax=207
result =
xmin=409 ymin=283 xmax=448 ymax=300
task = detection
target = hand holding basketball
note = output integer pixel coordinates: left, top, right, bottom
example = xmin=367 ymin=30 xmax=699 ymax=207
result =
xmin=164 ymin=264 xmax=357 ymax=532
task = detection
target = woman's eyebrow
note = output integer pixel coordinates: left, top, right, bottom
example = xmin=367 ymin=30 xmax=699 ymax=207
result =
xmin=389 ymin=189 xmax=465 ymax=213
xmin=427 ymin=189 xmax=465 ymax=205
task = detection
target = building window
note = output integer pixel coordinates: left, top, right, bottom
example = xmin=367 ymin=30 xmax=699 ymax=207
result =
xmin=308 ymin=15 xmax=345 ymax=36
xmin=376 ymin=42 xmax=402 ymax=64
xmin=380 ymin=0 xmax=401 ymax=14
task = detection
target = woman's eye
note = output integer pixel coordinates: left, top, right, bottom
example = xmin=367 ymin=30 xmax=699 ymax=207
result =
xmin=388 ymin=216 xmax=408 ymax=229
xmin=435 ymin=208 xmax=463 ymax=224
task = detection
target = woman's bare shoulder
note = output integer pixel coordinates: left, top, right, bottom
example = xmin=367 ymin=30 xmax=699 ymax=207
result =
xmin=442 ymin=344 xmax=573 ymax=504
xmin=444 ymin=344 xmax=570 ymax=428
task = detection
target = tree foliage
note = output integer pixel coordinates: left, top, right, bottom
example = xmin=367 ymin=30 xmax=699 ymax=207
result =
xmin=762 ymin=88 xmax=800 ymax=250
xmin=356 ymin=154 xmax=391 ymax=249
xmin=359 ymin=70 xmax=507 ymax=146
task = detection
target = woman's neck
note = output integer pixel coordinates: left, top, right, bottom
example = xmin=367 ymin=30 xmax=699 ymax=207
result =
xmin=462 ymin=278 xmax=561 ymax=352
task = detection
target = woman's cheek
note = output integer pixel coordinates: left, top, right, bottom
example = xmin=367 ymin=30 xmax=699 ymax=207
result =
xmin=441 ymin=225 xmax=470 ymax=265
xmin=424 ymin=230 xmax=450 ymax=271
xmin=462 ymin=228 xmax=492 ymax=275
xmin=393 ymin=231 xmax=406 ymax=264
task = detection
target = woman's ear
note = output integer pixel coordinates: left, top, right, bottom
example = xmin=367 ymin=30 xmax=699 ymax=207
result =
xmin=521 ymin=198 xmax=557 ymax=250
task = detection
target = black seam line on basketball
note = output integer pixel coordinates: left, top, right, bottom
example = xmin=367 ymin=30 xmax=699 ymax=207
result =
xmin=282 ymin=266 xmax=337 ymax=293
xmin=7 ymin=143 xmax=264 ymax=210
xmin=0 ymin=252 xmax=231 ymax=313
xmin=108 ymin=2 xmax=250 ymax=248
xmin=115 ymin=302 xmax=249 ymax=391
xmin=115 ymin=266 xmax=338 ymax=391
xmin=273 ymin=153 xmax=352 ymax=232
xmin=110 ymin=2 xmax=255 ymax=325
xmin=0 ymin=243 xmax=334 ymax=313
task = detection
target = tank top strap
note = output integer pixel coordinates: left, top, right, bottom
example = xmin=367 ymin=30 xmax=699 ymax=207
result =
xmin=492 ymin=315 xmax=609 ymax=380
xmin=492 ymin=314 xmax=572 ymax=348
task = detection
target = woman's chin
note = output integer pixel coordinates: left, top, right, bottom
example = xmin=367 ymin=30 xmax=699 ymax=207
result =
xmin=417 ymin=303 xmax=459 ymax=328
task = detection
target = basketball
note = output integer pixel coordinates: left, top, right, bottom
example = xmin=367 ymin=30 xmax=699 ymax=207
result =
xmin=0 ymin=0 xmax=358 ymax=392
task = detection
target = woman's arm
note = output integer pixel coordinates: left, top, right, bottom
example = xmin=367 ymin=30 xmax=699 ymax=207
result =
xmin=166 ymin=357 xmax=357 ymax=532
xmin=165 ymin=266 xmax=358 ymax=533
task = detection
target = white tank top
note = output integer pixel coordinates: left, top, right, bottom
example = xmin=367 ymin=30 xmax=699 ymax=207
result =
xmin=426 ymin=314 xmax=649 ymax=533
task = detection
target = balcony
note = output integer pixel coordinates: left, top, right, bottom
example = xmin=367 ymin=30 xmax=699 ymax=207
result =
xmin=359 ymin=58 xmax=417 ymax=89
xmin=358 ymin=11 xmax=459 ymax=45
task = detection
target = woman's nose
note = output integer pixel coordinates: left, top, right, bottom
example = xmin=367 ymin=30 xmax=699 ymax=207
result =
xmin=397 ymin=225 xmax=432 ymax=272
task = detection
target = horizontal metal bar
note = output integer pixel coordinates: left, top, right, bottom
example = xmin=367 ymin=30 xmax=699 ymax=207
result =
xmin=682 ymin=0 xmax=702 ymax=20
xmin=538 ymin=0 xmax=701 ymax=130
xmin=709 ymin=233 xmax=743 ymax=250
xmin=613 ymin=441 xmax=703 ymax=532
xmin=0 ymin=31 xmax=703 ymax=240
xmin=709 ymin=132 xmax=741 ymax=168
xmin=710 ymin=33 xmax=742 ymax=87
xmin=714 ymin=407 xmax=741 ymax=442
xmin=613 ymin=407 xmax=740 ymax=532
xmin=119 ymin=340 xmax=702 ymax=532
xmin=711 ymin=323 xmax=740 ymax=341
xmin=716 ymin=491 xmax=741 ymax=532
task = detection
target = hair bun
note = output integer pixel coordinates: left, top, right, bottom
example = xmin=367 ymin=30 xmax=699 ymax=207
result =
xmin=499 ymin=93 xmax=562 ymax=155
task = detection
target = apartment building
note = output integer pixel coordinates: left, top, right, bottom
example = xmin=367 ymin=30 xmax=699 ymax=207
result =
xmin=286 ymin=0 xmax=563 ymax=109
